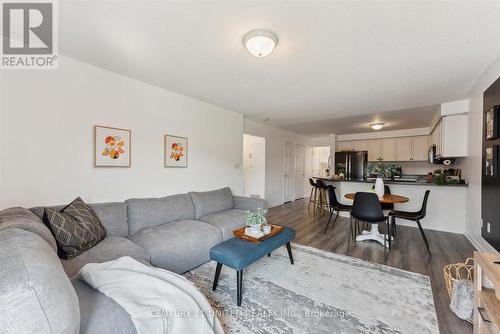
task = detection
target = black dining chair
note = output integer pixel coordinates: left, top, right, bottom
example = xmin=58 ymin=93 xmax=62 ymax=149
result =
xmin=351 ymin=192 xmax=391 ymax=248
xmin=389 ymin=190 xmax=431 ymax=254
xmin=323 ymin=185 xmax=352 ymax=233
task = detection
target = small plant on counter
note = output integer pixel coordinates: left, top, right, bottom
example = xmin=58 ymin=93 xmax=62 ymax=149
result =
xmin=245 ymin=208 xmax=268 ymax=228
xmin=433 ymin=171 xmax=446 ymax=185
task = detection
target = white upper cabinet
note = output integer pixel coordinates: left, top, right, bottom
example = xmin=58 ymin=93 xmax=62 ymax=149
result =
xmin=441 ymin=115 xmax=468 ymax=157
xmin=337 ymin=134 xmax=430 ymax=162
xmin=352 ymin=140 xmax=368 ymax=151
xmin=381 ymin=138 xmax=396 ymax=161
xmin=396 ymin=137 xmax=412 ymax=161
xmin=430 ymin=115 xmax=468 ymax=157
xmin=367 ymin=139 xmax=382 ymax=161
xmin=412 ymin=136 xmax=429 ymax=161
xmin=337 ymin=141 xmax=353 ymax=152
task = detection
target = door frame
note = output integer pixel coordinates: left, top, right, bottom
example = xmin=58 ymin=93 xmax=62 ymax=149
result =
xmin=284 ymin=141 xmax=296 ymax=203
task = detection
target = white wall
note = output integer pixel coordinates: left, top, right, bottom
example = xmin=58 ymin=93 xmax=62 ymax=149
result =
xmin=465 ymin=54 xmax=500 ymax=253
xmin=0 ymin=57 xmax=244 ymax=208
xmin=243 ymin=134 xmax=266 ymax=199
xmin=244 ymin=119 xmax=312 ymax=207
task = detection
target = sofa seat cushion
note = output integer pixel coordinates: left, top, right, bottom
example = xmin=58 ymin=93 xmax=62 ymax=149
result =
xmin=199 ymin=209 xmax=247 ymax=241
xmin=62 ymin=236 xmax=150 ymax=278
xmin=0 ymin=229 xmax=80 ymax=334
xmin=189 ymin=187 xmax=234 ymax=219
xmin=131 ymin=220 xmax=222 ymax=274
xmin=72 ymin=278 xmax=137 ymax=334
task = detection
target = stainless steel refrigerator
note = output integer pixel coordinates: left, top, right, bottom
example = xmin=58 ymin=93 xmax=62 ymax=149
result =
xmin=334 ymin=151 xmax=368 ymax=180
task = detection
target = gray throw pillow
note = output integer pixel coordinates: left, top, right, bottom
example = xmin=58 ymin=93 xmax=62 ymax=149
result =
xmin=43 ymin=197 xmax=107 ymax=259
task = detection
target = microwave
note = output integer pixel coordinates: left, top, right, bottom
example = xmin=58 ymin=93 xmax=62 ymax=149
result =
xmin=428 ymin=145 xmax=438 ymax=164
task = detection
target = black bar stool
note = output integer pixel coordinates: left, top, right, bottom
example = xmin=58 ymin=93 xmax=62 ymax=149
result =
xmin=308 ymin=178 xmax=319 ymax=211
xmin=323 ymin=185 xmax=352 ymax=233
xmin=314 ymin=179 xmax=329 ymax=213
xmin=389 ymin=190 xmax=431 ymax=254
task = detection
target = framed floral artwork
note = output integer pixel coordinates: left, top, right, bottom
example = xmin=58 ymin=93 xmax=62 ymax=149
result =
xmin=165 ymin=135 xmax=188 ymax=168
xmin=94 ymin=126 xmax=131 ymax=167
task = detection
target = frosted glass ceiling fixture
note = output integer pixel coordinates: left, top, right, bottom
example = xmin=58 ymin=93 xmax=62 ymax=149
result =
xmin=243 ymin=30 xmax=278 ymax=57
xmin=370 ymin=123 xmax=385 ymax=130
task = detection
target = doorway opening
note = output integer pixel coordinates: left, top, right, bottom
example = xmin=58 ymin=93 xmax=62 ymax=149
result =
xmin=243 ymin=134 xmax=266 ymax=199
xmin=312 ymin=146 xmax=331 ymax=177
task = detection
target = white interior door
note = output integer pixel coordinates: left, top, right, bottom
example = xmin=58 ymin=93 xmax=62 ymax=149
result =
xmin=295 ymin=144 xmax=305 ymax=199
xmin=284 ymin=142 xmax=295 ymax=203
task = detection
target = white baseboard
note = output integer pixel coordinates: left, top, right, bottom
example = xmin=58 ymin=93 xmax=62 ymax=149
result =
xmin=464 ymin=232 xmax=498 ymax=253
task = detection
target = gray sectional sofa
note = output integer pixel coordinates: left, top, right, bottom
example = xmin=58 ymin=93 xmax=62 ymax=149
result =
xmin=0 ymin=187 xmax=267 ymax=334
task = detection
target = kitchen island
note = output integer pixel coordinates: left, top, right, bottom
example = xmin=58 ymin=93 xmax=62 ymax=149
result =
xmin=314 ymin=177 xmax=467 ymax=234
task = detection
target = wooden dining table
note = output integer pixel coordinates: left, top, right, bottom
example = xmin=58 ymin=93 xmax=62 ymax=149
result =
xmin=344 ymin=192 xmax=409 ymax=247
xmin=344 ymin=193 xmax=409 ymax=204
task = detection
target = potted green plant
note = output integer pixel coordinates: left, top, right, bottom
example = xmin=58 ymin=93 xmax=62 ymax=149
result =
xmin=245 ymin=208 xmax=267 ymax=234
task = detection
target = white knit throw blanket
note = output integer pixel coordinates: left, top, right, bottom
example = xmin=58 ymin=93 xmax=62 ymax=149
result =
xmin=78 ymin=256 xmax=223 ymax=334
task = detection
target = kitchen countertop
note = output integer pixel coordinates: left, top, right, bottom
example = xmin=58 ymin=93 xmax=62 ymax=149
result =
xmin=313 ymin=176 xmax=468 ymax=187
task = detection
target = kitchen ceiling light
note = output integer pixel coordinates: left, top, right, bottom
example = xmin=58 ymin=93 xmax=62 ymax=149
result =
xmin=370 ymin=123 xmax=385 ymax=130
xmin=243 ymin=30 xmax=278 ymax=57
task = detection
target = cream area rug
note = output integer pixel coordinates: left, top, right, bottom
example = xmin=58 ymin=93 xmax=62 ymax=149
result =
xmin=185 ymin=244 xmax=438 ymax=334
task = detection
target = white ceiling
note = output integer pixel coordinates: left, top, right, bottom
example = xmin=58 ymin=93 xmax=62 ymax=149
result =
xmin=283 ymin=105 xmax=440 ymax=136
xmin=60 ymin=0 xmax=500 ymax=136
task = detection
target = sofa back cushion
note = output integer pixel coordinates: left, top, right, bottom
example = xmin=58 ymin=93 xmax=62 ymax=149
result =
xmin=126 ymin=194 xmax=195 ymax=235
xmin=0 ymin=228 xmax=80 ymax=334
xmin=0 ymin=207 xmax=57 ymax=252
xmin=189 ymin=187 xmax=234 ymax=219
xmin=32 ymin=202 xmax=129 ymax=237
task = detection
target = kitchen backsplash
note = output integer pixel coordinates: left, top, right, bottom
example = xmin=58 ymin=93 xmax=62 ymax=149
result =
xmin=368 ymin=159 xmax=467 ymax=178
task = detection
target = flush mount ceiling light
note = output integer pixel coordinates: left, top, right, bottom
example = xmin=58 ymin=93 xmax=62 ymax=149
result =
xmin=370 ymin=123 xmax=386 ymax=130
xmin=243 ymin=30 xmax=278 ymax=57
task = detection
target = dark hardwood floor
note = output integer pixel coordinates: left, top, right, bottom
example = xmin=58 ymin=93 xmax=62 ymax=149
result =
xmin=267 ymin=198 xmax=475 ymax=334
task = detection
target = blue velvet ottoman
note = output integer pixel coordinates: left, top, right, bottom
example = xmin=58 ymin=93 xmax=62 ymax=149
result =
xmin=209 ymin=226 xmax=296 ymax=306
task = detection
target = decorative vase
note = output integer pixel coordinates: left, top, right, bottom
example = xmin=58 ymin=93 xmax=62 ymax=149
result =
xmin=375 ymin=177 xmax=385 ymax=199
xmin=262 ymin=225 xmax=271 ymax=235
xmin=251 ymin=224 xmax=261 ymax=233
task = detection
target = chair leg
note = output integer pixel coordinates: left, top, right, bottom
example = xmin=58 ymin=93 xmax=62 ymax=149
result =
xmin=308 ymin=187 xmax=314 ymax=211
xmin=286 ymin=242 xmax=294 ymax=265
xmin=323 ymin=210 xmax=334 ymax=234
xmin=386 ymin=219 xmax=391 ymax=249
xmin=354 ymin=219 xmax=358 ymax=242
xmin=212 ymin=263 xmax=223 ymax=291
xmin=391 ymin=216 xmax=396 ymax=238
xmin=416 ymin=219 xmax=431 ymax=255
xmin=237 ymin=270 xmax=243 ymax=306
xmin=349 ymin=216 xmax=354 ymax=241
xmin=331 ymin=211 xmax=340 ymax=229
xmin=312 ymin=188 xmax=318 ymax=214
xmin=384 ymin=222 xmax=387 ymax=249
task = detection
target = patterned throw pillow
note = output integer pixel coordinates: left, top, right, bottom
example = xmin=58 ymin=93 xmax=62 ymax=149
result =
xmin=43 ymin=197 xmax=107 ymax=260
